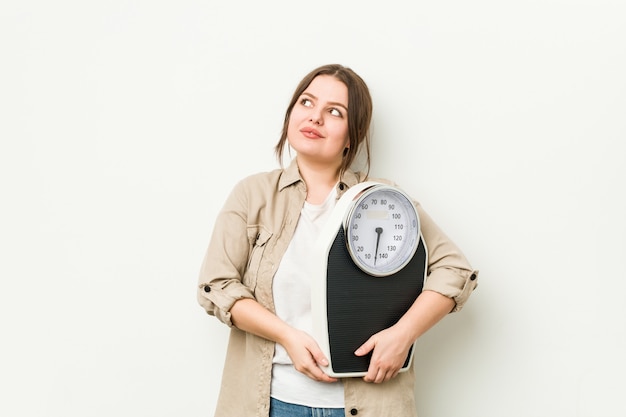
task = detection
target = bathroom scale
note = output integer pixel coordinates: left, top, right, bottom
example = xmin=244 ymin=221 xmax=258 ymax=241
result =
xmin=311 ymin=182 xmax=428 ymax=377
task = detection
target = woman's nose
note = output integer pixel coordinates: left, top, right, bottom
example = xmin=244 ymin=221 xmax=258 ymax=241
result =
xmin=309 ymin=110 xmax=323 ymax=125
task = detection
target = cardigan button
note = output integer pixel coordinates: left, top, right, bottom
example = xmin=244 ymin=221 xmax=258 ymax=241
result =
xmin=470 ymin=273 xmax=477 ymax=281
xmin=339 ymin=183 xmax=345 ymax=190
xmin=350 ymin=408 xmax=358 ymax=415
xmin=203 ymin=285 xmax=211 ymax=293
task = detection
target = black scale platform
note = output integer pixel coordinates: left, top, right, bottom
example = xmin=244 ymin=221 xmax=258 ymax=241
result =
xmin=325 ymin=227 xmax=427 ymax=374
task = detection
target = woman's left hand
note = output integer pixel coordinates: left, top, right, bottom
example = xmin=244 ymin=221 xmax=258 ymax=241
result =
xmin=354 ymin=325 xmax=413 ymax=383
xmin=354 ymin=290 xmax=456 ymax=383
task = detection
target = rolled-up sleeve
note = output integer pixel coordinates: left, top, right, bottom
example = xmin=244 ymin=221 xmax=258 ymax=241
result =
xmin=197 ymin=181 xmax=256 ymax=326
xmin=416 ymin=202 xmax=478 ymax=312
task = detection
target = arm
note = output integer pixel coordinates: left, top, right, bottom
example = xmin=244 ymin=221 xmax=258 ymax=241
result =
xmin=230 ymin=298 xmax=338 ymax=383
xmin=197 ymin=180 xmax=255 ymax=325
xmin=355 ymin=200 xmax=478 ymax=383
xmin=198 ymin=178 xmax=336 ymax=383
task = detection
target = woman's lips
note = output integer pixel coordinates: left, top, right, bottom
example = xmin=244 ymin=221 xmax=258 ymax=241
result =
xmin=300 ymin=127 xmax=323 ymax=139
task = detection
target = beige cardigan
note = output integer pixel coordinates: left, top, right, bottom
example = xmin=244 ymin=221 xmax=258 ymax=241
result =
xmin=198 ymin=159 xmax=478 ymax=417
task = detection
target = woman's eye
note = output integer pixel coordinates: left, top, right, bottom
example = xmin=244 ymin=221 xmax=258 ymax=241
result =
xmin=301 ymin=98 xmax=313 ymax=107
xmin=330 ymin=108 xmax=342 ymax=117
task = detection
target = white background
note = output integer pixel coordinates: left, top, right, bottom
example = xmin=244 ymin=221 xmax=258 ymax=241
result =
xmin=1 ymin=1 xmax=625 ymax=416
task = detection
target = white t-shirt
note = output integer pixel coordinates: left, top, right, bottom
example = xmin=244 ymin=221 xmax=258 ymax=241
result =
xmin=271 ymin=187 xmax=344 ymax=407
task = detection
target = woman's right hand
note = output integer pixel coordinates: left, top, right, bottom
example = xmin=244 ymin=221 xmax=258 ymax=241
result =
xmin=280 ymin=328 xmax=338 ymax=383
xmin=230 ymin=298 xmax=337 ymax=383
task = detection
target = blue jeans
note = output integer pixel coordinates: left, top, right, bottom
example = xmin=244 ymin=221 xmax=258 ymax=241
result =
xmin=269 ymin=397 xmax=345 ymax=417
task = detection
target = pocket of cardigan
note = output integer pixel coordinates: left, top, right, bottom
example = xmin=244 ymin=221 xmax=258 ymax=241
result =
xmin=243 ymin=226 xmax=273 ymax=292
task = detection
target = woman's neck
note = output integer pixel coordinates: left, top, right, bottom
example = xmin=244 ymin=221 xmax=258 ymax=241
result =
xmin=297 ymin=157 xmax=341 ymax=204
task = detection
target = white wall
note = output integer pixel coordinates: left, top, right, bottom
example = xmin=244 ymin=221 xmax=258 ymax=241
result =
xmin=1 ymin=1 xmax=624 ymax=416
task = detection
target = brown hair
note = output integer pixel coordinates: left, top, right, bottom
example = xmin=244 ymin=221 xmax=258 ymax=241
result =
xmin=274 ymin=64 xmax=372 ymax=177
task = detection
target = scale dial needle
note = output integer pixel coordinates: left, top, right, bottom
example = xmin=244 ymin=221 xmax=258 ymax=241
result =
xmin=374 ymin=227 xmax=383 ymax=266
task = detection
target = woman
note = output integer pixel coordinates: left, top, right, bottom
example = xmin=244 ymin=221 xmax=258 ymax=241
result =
xmin=197 ymin=64 xmax=478 ymax=417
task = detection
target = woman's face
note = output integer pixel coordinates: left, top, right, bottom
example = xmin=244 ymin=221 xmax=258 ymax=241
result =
xmin=287 ymin=75 xmax=350 ymax=168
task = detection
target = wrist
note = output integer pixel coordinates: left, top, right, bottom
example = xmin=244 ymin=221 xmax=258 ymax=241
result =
xmin=392 ymin=320 xmax=419 ymax=348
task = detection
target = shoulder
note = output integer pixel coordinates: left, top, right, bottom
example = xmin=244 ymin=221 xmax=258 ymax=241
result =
xmin=225 ymin=166 xmax=301 ymax=206
xmin=358 ymin=173 xmax=399 ymax=189
xmin=233 ymin=168 xmax=284 ymax=192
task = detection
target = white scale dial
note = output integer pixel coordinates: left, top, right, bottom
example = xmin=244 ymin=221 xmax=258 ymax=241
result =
xmin=345 ymin=185 xmax=420 ymax=277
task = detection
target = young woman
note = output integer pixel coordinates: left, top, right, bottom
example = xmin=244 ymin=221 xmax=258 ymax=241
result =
xmin=197 ymin=64 xmax=478 ymax=417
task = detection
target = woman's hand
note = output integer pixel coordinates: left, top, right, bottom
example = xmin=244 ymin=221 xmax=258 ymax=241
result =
xmin=280 ymin=328 xmax=338 ymax=383
xmin=354 ymin=290 xmax=456 ymax=384
xmin=230 ymin=298 xmax=337 ymax=383
xmin=354 ymin=325 xmax=413 ymax=383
